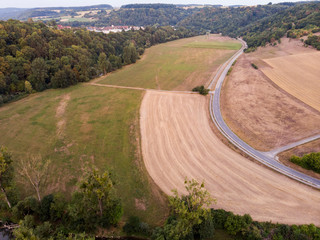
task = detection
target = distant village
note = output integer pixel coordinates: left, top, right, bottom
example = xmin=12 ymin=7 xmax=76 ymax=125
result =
xmin=57 ymin=24 xmax=143 ymax=34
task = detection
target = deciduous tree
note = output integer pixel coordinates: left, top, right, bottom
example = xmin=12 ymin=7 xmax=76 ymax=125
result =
xmin=17 ymin=155 xmax=51 ymax=202
xmin=166 ymin=178 xmax=216 ymax=239
xmin=0 ymin=147 xmax=14 ymax=208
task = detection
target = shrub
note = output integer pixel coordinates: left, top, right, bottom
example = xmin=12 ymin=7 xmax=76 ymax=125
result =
xmin=251 ymin=63 xmax=258 ymax=69
xmin=290 ymin=152 xmax=320 ymax=173
xmin=39 ymin=194 xmax=54 ymax=221
xmin=224 ymin=214 xmax=251 ymax=236
xmin=34 ymin=221 xmax=53 ymax=239
xmin=211 ymin=209 xmax=233 ymax=229
xmin=12 ymin=197 xmax=39 ymax=220
xmin=192 ymin=85 xmax=209 ymax=95
xmin=50 ymin=193 xmax=68 ymax=222
xmin=123 ymin=216 xmax=150 ymax=236
xmin=198 ymin=216 xmax=215 ymax=239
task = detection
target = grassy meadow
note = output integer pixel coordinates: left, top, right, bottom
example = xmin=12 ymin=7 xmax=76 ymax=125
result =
xmin=0 ymin=84 xmax=167 ymax=224
xmin=98 ymin=35 xmax=241 ymax=90
xmin=0 ymin=35 xmax=241 ymax=226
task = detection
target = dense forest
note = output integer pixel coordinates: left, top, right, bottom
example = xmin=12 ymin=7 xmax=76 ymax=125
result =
xmin=60 ymin=2 xmax=320 ymax=50
xmin=68 ymin=6 xmax=200 ymax=28
xmin=178 ymin=2 xmax=320 ymax=50
xmin=0 ymin=20 xmax=195 ymax=104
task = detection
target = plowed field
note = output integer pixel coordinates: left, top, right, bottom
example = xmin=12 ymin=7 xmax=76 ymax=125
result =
xmin=140 ymin=91 xmax=320 ymax=225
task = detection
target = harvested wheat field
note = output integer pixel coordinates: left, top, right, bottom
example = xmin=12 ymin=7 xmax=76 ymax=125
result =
xmin=140 ymin=91 xmax=320 ymax=225
xmin=221 ymin=38 xmax=320 ymax=151
xmin=262 ymin=52 xmax=320 ymax=112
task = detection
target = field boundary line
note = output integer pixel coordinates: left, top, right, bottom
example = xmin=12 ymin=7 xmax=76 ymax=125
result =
xmin=88 ymin=82 xmax=201 ymax=94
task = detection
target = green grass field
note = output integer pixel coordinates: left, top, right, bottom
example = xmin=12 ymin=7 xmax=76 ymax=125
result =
xmin=0 ymin=84 xmax=167 ymax=225
xmin=184 ymin=41 xmax=242 ymax=50
xmin=0 ymin=36 xmax=241 ymax=226
xmin=98 ymin=36 xmax=240 ymax=90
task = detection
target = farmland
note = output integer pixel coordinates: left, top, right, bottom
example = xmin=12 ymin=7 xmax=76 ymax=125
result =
xmin=98 ymin=35 xmax=240 ymax=90
xmin=0 ymin=35 xmax=238 ymax=225
xmin=140 ymin=90 xmax=320 ymax=225
xmin=221 ymin=38 xmax=320 ymax=151
xmin=262 ymin=52 xmax=320 ymax=112
xmin=0 ymin=84 xmax=167 ymax=224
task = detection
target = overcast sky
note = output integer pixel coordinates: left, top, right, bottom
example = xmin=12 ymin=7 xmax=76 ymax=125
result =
xmin=1 ymin=0 xmax=313 ymax=8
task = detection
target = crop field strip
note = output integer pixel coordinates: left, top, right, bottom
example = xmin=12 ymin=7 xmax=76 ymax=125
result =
xmin=140 ymin=91 xmax=320 ymax=225
xmin=262 ymin=52 xmax=320 ymax=112
xmin=220 ymin=43 xmax=320 ymax=152
xmin=0 ymin=36 xmax=239 ymax=224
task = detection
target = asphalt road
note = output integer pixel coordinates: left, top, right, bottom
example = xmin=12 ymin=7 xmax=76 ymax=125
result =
xmin=209 ymin=39 xmax=320 ymax=189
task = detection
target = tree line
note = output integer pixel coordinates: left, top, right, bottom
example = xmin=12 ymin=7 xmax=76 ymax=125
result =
xmin=0 ymin=20 xmax=195 ymax=105
xmin=178 ymin=2 xmax=320 ymax=50
xmin=0 ymin=147 xmax=122 ymax=239
xmin=67 ymin=7 xmax=200 ymax=28
xmin=1 ymin=147 xmax=320 ymax=239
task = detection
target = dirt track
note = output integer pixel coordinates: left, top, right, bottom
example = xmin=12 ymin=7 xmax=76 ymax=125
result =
xmin=140 ymin=91 xmax=320 ymax=225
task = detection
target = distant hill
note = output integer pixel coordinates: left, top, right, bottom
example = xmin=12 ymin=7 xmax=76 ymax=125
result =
xmin=0 ymin=4 xmax=113 ymax=20
xmin=0 ymin=8 xmax=29 ymax=20
xmin=0 ymin=2 xmax=319 ymax=51
xmin=121 ymin=4 xmax=175 ymax=9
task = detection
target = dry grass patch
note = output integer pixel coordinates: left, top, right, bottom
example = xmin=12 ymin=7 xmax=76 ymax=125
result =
xmin=221 ymin=38 xmax=320 ymax=151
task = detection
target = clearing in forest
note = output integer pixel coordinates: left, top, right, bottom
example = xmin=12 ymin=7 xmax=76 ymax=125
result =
xmin=98 ymin=35 xmax=241 ymax=90
xmin=261 ymin=52 xmax=320 ymax=112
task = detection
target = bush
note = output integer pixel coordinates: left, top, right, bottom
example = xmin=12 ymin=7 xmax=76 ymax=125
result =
xmin=12 ymin=197 xmax=39 ymax=220
xmin=251 ymin=63 xmax=258 ymax=69
xmin=39 ymin=194 xmax=54 ymax=221
xmin=290 ymin=152 xmax=320 ymax=173
xmin=50 ymin=193 xmax=68 ymax=222
xmin=34 ymin=221 xmax=53 ymax=239
xmin=224 ymin=214 xmax=251 ymax=236
xmin=211 ymin=209 xmax=233 ymax=229
xmin=123 ymin=216 xmax=150 ymax=236
xmin=198 ymin=216 xmax=215 ymax=239
xmin=192 ymin=85 xmax=209 ymax=95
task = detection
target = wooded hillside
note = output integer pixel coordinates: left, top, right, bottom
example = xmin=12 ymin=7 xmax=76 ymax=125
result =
xmin=0 ymin=20 xmax=195 ymax=104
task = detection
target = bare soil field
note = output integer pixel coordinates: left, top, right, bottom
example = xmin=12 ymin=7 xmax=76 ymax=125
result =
xmin=262 ymin=52 xmax=320 ymax=112
xmin=221 ymin=38 xmax=320 ymax=151
xmin=140 ymin=91 xmax=320 ymax=225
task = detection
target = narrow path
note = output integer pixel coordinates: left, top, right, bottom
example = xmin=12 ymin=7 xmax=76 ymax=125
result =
xmin=265 ymin=134 xmax=320 ymax=158
xmin=210 ymin=39 xmax=320 ymax=189
xmin=88 ymin=82 xmax=200 ymax=94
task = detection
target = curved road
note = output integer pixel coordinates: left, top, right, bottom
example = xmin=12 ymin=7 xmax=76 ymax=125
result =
xmin=209 ymin=39 xmax=320 ymax=189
